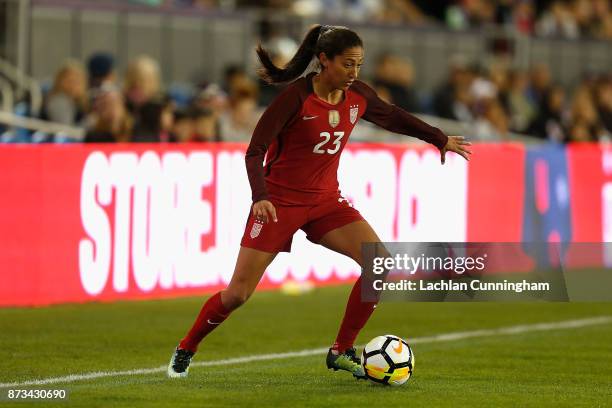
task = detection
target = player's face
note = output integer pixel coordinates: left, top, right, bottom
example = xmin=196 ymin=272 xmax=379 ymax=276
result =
xmin=327 ymin=47 xmax=364 ymax=90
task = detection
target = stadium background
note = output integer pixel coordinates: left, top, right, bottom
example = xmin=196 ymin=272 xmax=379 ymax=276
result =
xmin=0 ymin=1 xmax=611 ymax=406
xmin=0 ymin=0 xmax=610 ymax=305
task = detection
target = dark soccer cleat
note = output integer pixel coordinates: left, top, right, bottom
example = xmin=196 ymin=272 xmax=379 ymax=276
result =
xmin=167 ymin=347 xmax=195 ymax=378
xmin=326 ymin=347 xmax=366 ymax=379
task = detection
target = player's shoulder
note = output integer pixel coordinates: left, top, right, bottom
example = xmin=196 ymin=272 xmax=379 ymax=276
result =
xmin=349 ymin=80 xmax=376 ymax=99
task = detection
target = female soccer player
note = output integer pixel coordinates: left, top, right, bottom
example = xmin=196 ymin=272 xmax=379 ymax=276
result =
xmin=168 ymin=24 xmax=471 ymax=379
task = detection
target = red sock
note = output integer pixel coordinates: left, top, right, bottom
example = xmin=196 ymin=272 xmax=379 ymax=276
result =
xmin=179 ymin=292 xmax=230 ymax=353
xmin=333 ymin=276 xmax=378 ymax=353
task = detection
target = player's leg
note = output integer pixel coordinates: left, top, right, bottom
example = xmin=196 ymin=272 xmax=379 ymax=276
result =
xmin=318 ymin=219 xmax=381 ymax=267
xmin=317 ymin=220 xmax=388 ymax=378
xmin=179 ymin=246 xmax=277 ymax=350
xmin=168 ymin=199 xmax=302 ymax=378
xmin=168 ymin=247 xmax=276 ymax=378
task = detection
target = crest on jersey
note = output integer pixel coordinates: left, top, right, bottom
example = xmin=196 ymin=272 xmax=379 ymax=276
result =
xmin=349 ymin=105 xmax=359 ymax=124
xmin=250 ymin=221 xmax=263 ymax=238
xmin=328 ymin=110 xmax=340 ymax=128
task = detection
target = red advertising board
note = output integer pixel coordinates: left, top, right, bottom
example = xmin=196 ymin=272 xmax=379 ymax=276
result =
xmin=0 ymin=143 xmax=609 ymax=306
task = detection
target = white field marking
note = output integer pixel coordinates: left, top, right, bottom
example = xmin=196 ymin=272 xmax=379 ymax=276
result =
xmin=1 ymin=315 xmax=610 ymax=388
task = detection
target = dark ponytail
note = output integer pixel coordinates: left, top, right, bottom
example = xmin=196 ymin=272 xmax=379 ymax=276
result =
xmin=256 ymin=24 xmax=363 ymax=85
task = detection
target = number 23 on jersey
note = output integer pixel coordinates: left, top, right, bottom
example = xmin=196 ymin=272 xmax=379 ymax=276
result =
xmin=313 ymin=131 xmax=344 ymax=155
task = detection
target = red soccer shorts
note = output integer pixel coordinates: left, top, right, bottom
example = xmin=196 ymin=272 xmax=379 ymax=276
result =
xmin=240 ymin=194 xmax=364 ymax=253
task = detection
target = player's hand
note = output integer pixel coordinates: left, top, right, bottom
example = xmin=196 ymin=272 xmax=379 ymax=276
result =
xmin=252 ymin=200 xmax=278 ymax=223
xmin=441 ymin=135 xmax=472 ymax=164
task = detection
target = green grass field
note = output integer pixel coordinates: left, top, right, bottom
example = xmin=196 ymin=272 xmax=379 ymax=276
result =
xmin=1 ymin=284 xmax=611 ymax=407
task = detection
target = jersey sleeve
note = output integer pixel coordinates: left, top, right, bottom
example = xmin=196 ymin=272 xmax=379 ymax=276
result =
xmin=353 ymin=81 xmax=448 ymax=150
xmin=245 ymin=84 xmax=302 ymax=202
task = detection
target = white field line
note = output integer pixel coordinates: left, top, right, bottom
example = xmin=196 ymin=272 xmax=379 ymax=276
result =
xmin=1 ymin=315 xmax=610 ymax=388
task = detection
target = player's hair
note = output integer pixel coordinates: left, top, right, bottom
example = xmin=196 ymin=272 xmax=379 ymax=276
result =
xmin=256 ymin=25 xmax=363 ymax=84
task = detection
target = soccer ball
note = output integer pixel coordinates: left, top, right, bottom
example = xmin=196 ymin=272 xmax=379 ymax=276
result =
xmin=361 ymin=334 xmax=414 ymax=386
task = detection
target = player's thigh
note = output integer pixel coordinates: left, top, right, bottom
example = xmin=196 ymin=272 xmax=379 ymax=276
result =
xmin=226 ymin=246 xmax=277 ymax=296
xmin=318 ymin=220 xmax=383 ymax=267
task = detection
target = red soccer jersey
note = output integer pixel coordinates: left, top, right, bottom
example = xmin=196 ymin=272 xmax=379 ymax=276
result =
xmin=245 ymin=73 xmax=448 ymax=205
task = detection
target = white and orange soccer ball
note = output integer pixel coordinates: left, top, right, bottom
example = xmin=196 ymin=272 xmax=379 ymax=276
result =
xmin=361 ymin=334 xmax=414 ymax=386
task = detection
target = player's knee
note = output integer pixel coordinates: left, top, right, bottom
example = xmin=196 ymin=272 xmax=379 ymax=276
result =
xmin=222 ymin=288 xmax=252 ymax=311
xmin=353 ymin=241 xmax=390 ymax=269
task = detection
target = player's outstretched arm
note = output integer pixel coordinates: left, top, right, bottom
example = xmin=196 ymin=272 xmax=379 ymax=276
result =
xmin=352 ymin=80 xmax=448 ymax=150
xmin=440 ymin=135 xmax=472 ymax=164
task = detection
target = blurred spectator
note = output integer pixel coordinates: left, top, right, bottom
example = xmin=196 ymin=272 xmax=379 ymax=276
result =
xmin=373 ymin=53 xmax=420 ymax=112
xmin=291 ymin=0 xmax=430 ymax=24
xmin=124 ymin=55 xmax=162 ymax=113
xmin=41 ymin=60 xmax=87 ymax=126
xmin=87 ymin=53 xmax=117 ymax=108
xmin=377 ymin=0 xmax=431 ymax=25
xmin=594 ymin=77 xmax=612 ymax=134
xmin=572 ymin=0 xmax=594 ymax=37
xmin=173 ymin=107 xmax=220 ymax=142
xmin=219 ymin=78 xmax=259 ymax=142
xmin=85 ymin=90 xmax=132 ymax=143
xmin=468 ymin=62 xmax=512 ymax=141
xmin=451 ymin=79 xmax=476 ymax=123
xmin=193 ymin=83 xmax=228 ymax=119
xmin=474 ymin=99 xmax=510 ymax=140
xmin=488 ymin=61 xmax=510 ymax=97
xmin=192 ymin=107 xmax=220 ymax=142
xmin=433 ymin=56 xmax=472 ymax=119
xmin=87 ymin=52 xmax=116 ymax=91
xmin=189 ymin=0 xmax=218 ymax=9
xmin=446 ymin=0 xmax=496 ymax=30
xmin=470 ymin=65 xmax=499 ymax=103
xmin=223 ymin=65 xmax=250 ymax=96
xmin=570 ymin=86 xmax=600 ymax=126
xmin=132 ymin=97 xmax=176 ymax=142
xmin=172 ymin=108 xmax=195 ymax=143
xmin=291 ymin=0 xmax=382 ymax=22
xmin=568 ymin=85 xmax=606 ymax=141
xmin=86 ymin=53 xmax=118 ymax=129
xmin=227 ymin=72 xmax=257 ymax=103
xmin=536 ymin=0 xmax=579 ymax=38
xmin=485 ymin=61 xmax=512 ymax=111
xmin=527 ymin=63 xmax=552 ymax=108
xmin=528 ymin=85 xmax=568 ymax=142
xmin=506 ymin=69 xmax=537 ymax=132
xmin=512 ymin=0 xmax=535 ymax=35
xmin=567 ymin=120 xmax=597 ymax=142
xmin=592 ymin=0 xmax=612 ymax=39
